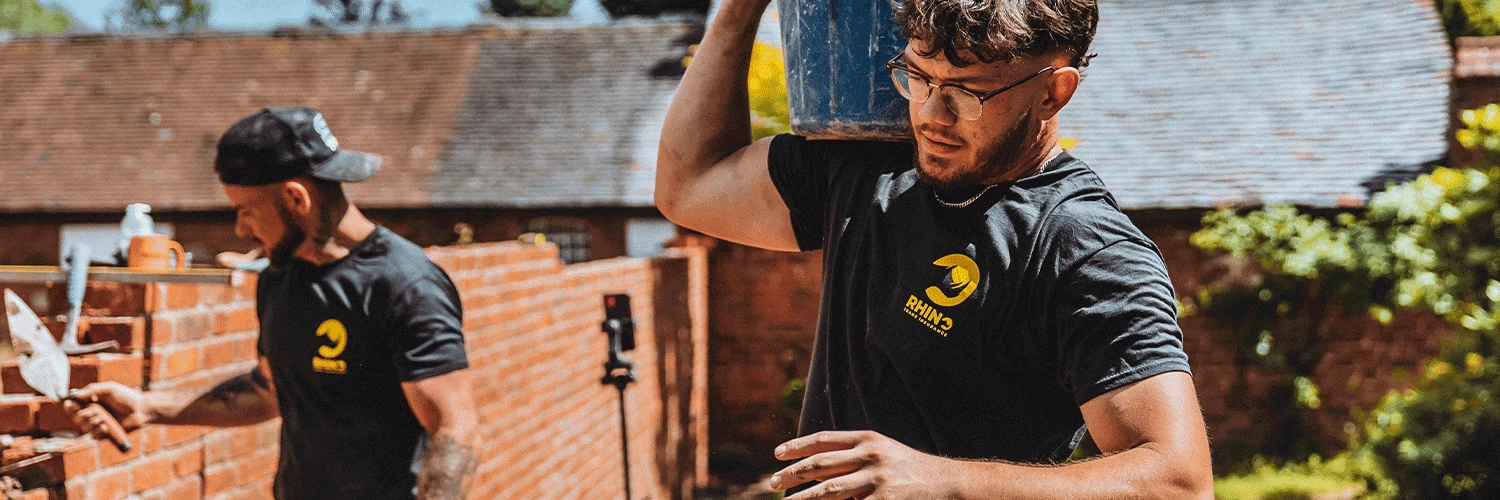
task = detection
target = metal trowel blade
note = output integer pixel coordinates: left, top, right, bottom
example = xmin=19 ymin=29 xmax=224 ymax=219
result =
xmin=4 ymin=289 xmax=70 ymax=400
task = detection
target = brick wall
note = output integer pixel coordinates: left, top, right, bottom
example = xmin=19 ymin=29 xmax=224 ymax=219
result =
xmin=704 ymin=244 xmax=822 ymax=478
xmin=0 ymin=207 xmax=660 ymax=268
xmin=702 ymin=214 xmax=1448 ymax=475
xmin=0 ymin=240 xmax=709 ymax=499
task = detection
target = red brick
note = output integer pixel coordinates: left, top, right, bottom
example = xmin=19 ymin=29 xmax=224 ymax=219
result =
xmin=98 ymin=431 xmax=142 ymax=467
xmin=203 ymin=463 xmax=238 ymax=497
xmin=1 ymin=355 xmax=140 ymax=395
xmin=237 ymin=448 xmax=278 ymax=482
xmin=0 ymin=396 xmax=39 ymax=433
xmin=65 ymin=479 xmax=87 ymax=500
xmin=132 ymin=454 xmax=174 ymax=493
xmin=173 ymin=446 xmax=204 ymax=477
xmin=205 ymin=428 xmax=258 ymax=463
xmin=61 ymin=441 xmax=98 ymax=477
xmin=202 ymin=338 xmax=240 ymax=369
xmin=163 ymin=283 xmax=201 ymax=311
xmin=81 ymin=316 xmax=149 ymax=352
xmin=214 ymin=307 xmax=258 ymax=335
xmin=151 ymin=313 xmax=213 ymax=345
xmin=162 ymin=476 xmax=201 ymax=500
xmin=160 ymin=347 xmax=201 ymax=379
xmin=93 ymin=467 xmax=132 ymax=500
xmin=164 ymin=425 xmax=205 ymax=447
xmin=93 ymin=354 xmax=145 ymax=388
xmin=46 ymin=282 xmax=150 ymax=317
xmin=35 ymin=400 xmax=72 ymax=432
xmin=141 ymin=425 xmax=165 ymax=453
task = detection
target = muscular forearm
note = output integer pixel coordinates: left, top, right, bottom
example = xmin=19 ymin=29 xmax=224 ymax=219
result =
xmin=148 ymin=371 xmax=278 ymax=427
xmin=950 ymin=445 xmax=1210 ymax=500
xmin=415 ymin=431 xmax=479 ymax=500
xmin=656 ymin=0 xmax=767 ymax=203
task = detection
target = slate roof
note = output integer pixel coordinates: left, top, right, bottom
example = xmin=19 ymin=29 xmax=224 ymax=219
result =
xmin=0 ymin=20 xmax=696 ymax=213
xmin=428 ymin=21 xmax=697 ymax=208
xmin=1456 ymin=36 xmax=1500 ymax=78
xmin=1061 ymin=0 xmax=1452 ymax=210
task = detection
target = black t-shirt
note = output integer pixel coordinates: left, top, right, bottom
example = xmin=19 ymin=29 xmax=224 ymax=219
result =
xmin=256 ymin=226 xmax=469 ymax=500
xmin=768 ymin=134 xmax=1191 ymax=464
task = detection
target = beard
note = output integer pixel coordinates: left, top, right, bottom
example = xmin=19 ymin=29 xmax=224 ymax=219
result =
xmin=915 ymin=108 xmax=1034 ymax=190
xmin=268 ymin=203 xmax=307 ymax=268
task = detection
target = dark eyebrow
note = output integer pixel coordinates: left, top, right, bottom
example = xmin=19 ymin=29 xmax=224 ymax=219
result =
xmin=901 ymin=50 xmax=992 ymax=86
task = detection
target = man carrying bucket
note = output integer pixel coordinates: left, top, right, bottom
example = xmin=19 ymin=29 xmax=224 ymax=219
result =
xmin=65 ymin=108 xmax=480 ymax=499
xmin=657 ymin=0 xmax=1213 ymax=497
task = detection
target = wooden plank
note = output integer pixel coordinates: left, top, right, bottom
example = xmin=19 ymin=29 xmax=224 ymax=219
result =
xmin=0 ymin=266 xmax=235 ymax=285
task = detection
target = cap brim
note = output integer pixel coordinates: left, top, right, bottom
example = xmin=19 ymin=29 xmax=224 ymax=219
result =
xmin=309 ymin=149 xmax=382 ymax=183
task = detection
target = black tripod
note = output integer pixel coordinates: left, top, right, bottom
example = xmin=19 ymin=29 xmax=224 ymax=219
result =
xmin=601 ymin=294 xmax=637 ymax=500
xmin=603 ymin=355 xmax=636 ymax=500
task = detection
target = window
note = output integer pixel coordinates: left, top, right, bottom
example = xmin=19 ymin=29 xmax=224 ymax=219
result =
xmin=626 ymin=217 xmax=676 ymax=258
xmin=525 ymin=218 xmax=590 ymax=264
xmin=60 ymin=223 xmax=175 ymax=265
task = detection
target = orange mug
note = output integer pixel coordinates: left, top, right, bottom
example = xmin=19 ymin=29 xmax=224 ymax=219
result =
xmin=127 ymin=235 xmax=186 ymax=270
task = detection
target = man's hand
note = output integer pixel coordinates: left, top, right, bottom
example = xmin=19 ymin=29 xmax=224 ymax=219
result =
xmin=768 ymin=373 xmax=1213 ymax=499
xmin=63 ymin=381 xmax=151 ymax=437
xmin=770 ymin=430 xmax=955 ymax=500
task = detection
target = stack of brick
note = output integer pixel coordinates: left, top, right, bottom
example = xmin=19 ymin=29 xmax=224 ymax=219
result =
xmin=0 ymin=240 xmax=709 ymax=499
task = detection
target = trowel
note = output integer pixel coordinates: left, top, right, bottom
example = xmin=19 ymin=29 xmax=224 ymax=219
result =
xmin=4 ymin=289 xmax=132 ymax=452
xmin=58 ymin=245 xmax=119 ymax=356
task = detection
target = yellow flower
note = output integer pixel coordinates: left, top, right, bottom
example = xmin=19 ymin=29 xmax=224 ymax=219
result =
xmin=1058 ymin=136 xmax=1079 ymax=150
xmin=1432 ymin=168 xmax=1464 ymax=189
xmin=1427 ymin=361 xmax=1452 ymax=379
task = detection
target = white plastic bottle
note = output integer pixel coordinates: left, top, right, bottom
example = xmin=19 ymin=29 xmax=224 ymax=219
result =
xmin=116 ymin=203 xmax=155 ymax=264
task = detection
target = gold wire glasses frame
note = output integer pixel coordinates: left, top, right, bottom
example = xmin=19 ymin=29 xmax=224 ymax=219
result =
xmin=885 ymin=54 xmax=1055 ymax=121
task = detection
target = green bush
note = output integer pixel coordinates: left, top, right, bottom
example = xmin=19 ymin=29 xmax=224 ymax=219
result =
xmin=1438 ymin=0 xmax=1500 ymax=38
xmin=1193 ymin=104 xmax=1500 ymax=496
xmin=1214 ymin=452 xmax=1396 ymax=500
xmin=1360 ymin=336 xmax=1500 ymax=498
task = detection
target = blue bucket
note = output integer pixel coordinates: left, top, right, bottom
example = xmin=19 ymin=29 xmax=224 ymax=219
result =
xmin=778 ymin=0 xmax=912 ymax=140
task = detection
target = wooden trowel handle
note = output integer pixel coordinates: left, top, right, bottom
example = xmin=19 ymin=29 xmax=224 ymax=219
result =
xmin=67 ymin=395 xmax=133 ymax=453
xmin=91 ymin=403 xmax=134 ymax=453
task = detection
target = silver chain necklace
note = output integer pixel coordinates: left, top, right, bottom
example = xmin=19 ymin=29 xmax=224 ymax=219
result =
xmin=931 ymin=148 xmax=1063 ymax=208
xmin=932 ymin=184 xmax=998 ymax=208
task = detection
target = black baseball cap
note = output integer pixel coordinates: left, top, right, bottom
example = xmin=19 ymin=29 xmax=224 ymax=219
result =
xmin=214 ymin=107 xmax=382 ymax=186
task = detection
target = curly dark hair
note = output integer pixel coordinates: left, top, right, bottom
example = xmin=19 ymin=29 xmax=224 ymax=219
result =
xmin=893 ymin=0 xmax=1098 ymax=69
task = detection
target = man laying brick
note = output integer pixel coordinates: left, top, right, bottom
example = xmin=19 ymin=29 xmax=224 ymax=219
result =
xmin=656 ymin=0 xmax=1212 ymax=497
xmin=65 ymin=107 xmax=481 ymax=500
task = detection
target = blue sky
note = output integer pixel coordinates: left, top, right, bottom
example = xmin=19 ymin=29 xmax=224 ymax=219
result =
xmin=45 ymin=0 xmax=494 ymax=31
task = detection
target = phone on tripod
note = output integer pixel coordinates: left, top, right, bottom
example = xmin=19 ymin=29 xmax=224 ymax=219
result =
xmin=603 ymin=293 xmax=635 ymax=352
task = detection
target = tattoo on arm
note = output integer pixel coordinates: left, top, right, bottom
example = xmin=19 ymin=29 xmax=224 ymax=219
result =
xmin=156 ymin=370 xmax=276 ymax=426
xmin=207 ymin=370 xmax=269 ymax=405
xmin=416 ymin=434 xmax=479 ymax=500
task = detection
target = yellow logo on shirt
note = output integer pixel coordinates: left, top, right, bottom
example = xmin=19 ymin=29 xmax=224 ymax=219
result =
xmin=902 ymin=253 xmax=981 ymax=337
xmin=312 ymin=319 xmax=348 ymax=374
xmin=926 ymin=254 xmax=980 ymax=307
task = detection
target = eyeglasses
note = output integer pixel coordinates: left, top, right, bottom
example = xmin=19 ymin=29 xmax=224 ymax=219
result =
xmin=886 ymin=54 xmax=1054 ymax=121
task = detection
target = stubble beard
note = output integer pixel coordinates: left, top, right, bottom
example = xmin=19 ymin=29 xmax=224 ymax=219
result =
xmin=268 ymin=203 xmax=307 ymax=268
xmin=915 ymin=108 xmax=1035 ymax=190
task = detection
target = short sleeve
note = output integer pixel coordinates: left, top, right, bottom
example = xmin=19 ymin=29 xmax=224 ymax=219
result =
xmin=767 ymin=134 xmax=833 ymax=252
xmin=387 ymin=274 xmax=469 ymax=381
xmin=1053 ymin=240 xmax=1191 ymax=405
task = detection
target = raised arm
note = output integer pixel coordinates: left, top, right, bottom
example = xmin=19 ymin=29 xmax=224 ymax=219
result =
xmin=66 ymin=356 xmax=278 ymax=433
xmin=655 ymin=0 xmax=800 ymax=251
